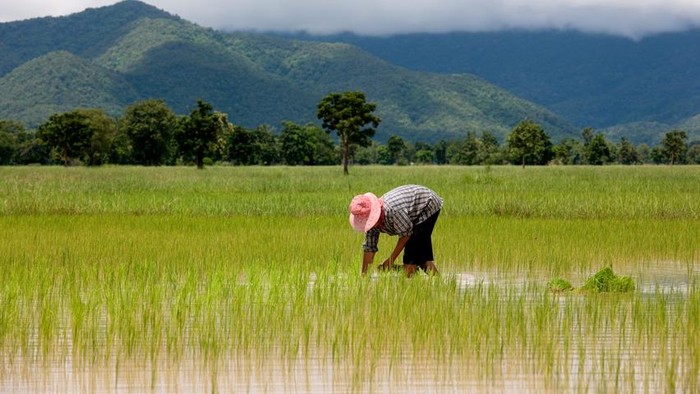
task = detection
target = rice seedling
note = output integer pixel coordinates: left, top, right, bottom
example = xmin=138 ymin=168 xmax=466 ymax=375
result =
xmin=548 ymin=267 xmax=636 ymax=293
xmin=0 ymin=165 xmax=698 ymax=392
xmin=547 ymin=278 xmax=574 ymax=292
xmin=579 ymin=267 xmax=636 ymax=293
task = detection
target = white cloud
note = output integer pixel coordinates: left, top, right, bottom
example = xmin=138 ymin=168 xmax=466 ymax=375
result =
xmin=1 ymin=0 xmax=699 ymax=38
xmin=0 ymin=0 xmax=116 ymax=22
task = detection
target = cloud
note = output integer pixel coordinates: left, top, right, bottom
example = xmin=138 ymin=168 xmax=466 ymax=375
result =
xmin=0 ymin=0 xmax=116 ymax=22
xmin=158 ymin=0 xmax=700 ymax=38
xmin=2 ymin=0 xmax=700 ymax=38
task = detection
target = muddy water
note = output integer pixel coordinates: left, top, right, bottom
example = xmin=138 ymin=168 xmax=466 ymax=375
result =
xmin=0 ymin=350 xmax=585 ymax=393
xmin=1 ymin=267 xmax=696 ymax=393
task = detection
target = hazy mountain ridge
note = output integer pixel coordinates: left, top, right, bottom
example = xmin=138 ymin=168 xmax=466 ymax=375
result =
xmin=0 ymin=1 xmax=575 ymax=143
xmin=224 ymin=33 xmax=572 ymax=138
xmin=293 ymin=30 xmax=700 ymax=144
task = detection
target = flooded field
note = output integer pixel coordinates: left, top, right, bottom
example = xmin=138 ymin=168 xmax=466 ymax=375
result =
xmin=1 ymin=166 xmax=699 ymax=392
xmin=1 ymin=266 xmax=697 ymax=393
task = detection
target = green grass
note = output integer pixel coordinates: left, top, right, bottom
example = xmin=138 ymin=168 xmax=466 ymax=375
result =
xmin=2 ymin=165 xmax=699 ymax=218
xmin=0 ymin=165 xmax=698 ymax=392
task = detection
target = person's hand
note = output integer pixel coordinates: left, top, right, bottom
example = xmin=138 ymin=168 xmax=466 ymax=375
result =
xmin=379 ymin=258 xmax=393 ymax=271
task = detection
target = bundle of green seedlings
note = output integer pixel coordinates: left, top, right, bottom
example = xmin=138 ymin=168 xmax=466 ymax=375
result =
xmin=548 ymin=267 xmax=636 ymax=293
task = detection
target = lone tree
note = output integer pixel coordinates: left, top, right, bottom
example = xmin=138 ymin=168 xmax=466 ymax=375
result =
xmin=506 ymin=119 xmax=553 ymax=167
xmin=317 ymin=91 xmax=380 ymax=175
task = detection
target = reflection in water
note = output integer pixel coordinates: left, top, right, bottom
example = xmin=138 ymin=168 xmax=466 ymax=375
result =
xmin=1 ymin=268 xmax=697 ymax=393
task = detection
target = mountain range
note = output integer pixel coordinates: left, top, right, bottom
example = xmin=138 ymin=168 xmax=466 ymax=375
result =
xmin=298 ymin=30 xmax=700 ymax=144
xmin=0 ymin=1 xmax=697 ymax=144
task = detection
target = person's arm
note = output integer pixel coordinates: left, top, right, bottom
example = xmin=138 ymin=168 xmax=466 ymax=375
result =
xmin=362 ymin=251 xmax=375 ymax=275
xmin=381 ymin=235 xmax=410 ymax=269
xmin=361 ymin=229 xmax=380 ymax=275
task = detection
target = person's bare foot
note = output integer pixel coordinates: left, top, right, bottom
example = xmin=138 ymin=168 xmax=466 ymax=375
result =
xmin=425 ymin=261 xmax=439 ymax=276
xmin=404 ymin=264 xmax=418 ymax=277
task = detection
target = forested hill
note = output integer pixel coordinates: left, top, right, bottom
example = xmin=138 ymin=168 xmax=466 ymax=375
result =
xmin=0 ymin=1 xmax=178 ymax=75
xmin=290 ymin=30 xmax=700 ymax=144
xmin=0 ymin=1 xmax=575 ymax=143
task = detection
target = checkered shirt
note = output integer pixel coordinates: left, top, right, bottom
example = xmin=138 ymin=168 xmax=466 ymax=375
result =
xmin=362 ymin=185 xmax=442 ymax=253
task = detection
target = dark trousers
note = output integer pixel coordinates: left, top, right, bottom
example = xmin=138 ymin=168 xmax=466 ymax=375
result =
xmin=403 ymin=209 xmax=440 ymax=268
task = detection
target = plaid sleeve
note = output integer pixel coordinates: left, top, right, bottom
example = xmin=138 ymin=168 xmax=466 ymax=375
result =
xmin=363 ymin=228 xmax=380 ymax=252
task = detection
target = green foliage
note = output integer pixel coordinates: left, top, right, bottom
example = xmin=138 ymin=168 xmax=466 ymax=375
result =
xmin=617 ymin=137 xmax=640 ymax=165
xmin=414 ymin=149 xmax=435 ymax=164
xmin=688 ymin=143 xmax=700 ymax=164
xmin=548 ymin=267 xmax=636 ymax=293
xmin=0 ymin=120 xmax=24 ymax=164
xmin=661 ymin=130 xmax=688 ymax=165
xmin=317 ymin=91 xmax=380 ymax=174
xmin=506 ymin=119 xmax=553 ymax=166
xmin=547 ymin=278 xmax=574 ymax=293
xmin=386 ymin=135 xmax=406 ymax=164
xmin=600 ymin=121 xmax=674 ymax=146
xmin=480 ymin=131 xmax=502 ymax=164
xmin=226 ymin=124 xmax=279 ymax=165
xmin=309 ymin=126 xmax=338 ymax=165
xmin=447 ymin=131 xmax=501 ymax=165
xmin=121 ymin=99 xmax=177 ymax=165
xmin=0 ymin=51 xmax=137 ymax=128
xmin=279 ymin=121 xmax=335 ymax=165
xmin=552 ymin=138 xmax=583 ymax=165
xmin=580 ymin=267 xmax=636 ymax=293
xmin=279 ymin=121 xmax=314 ymax=165
xmin=0 ymin=0 xmax=176 ymax=73
xmin=5 ymin=108 xmax=697 ymax=167
xmin=80 ymin=108 xmax=119 ymax=166
xmin=585 ymin=133 xmax=614 ymax=165
xmin=0 ymin=131 xmax=17 ymax=165
xmin=175 ymin=99 xmax=221 ymax=169
xmin=37 ymin=110 xmax=95 ymax=165
xmin=447 ymin=131 xmax=481 ymax=165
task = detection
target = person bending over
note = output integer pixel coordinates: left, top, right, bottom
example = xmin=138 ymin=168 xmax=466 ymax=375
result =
xmin=349 ymin=184 xmax=442 ymax=276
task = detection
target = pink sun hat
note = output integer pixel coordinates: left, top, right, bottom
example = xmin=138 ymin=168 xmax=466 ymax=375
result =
xmin=349 ymin=192 xmax=383 ymax=232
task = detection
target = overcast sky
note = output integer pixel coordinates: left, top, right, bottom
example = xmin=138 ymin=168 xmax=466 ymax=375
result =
xmin=1 ymin=0 xmax=700 ymax=38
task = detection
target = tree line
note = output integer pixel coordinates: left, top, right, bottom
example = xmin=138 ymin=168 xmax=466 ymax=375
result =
xmin=1 ymin=93 xmax=698 ymax=168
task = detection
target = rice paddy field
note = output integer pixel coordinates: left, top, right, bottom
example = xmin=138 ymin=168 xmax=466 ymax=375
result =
xmin=0 ymin=165 xmax=698 ymax=393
